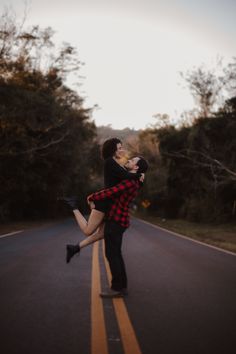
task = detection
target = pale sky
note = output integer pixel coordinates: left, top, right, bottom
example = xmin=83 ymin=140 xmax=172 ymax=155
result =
xmin=1 ymin=0 xmax=236 ymax=129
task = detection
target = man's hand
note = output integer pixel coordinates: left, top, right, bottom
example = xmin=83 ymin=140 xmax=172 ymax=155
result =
xmin=139 ymin=173 xmax=145 ymax=182
xmin=88 ymin=200 xmax=95 ymax=209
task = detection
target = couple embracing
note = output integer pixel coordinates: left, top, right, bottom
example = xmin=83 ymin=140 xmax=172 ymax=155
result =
xmin=61 ymin=137 xmax=148 ymax=298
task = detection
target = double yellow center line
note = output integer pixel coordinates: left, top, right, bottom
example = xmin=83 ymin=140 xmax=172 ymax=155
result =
xmin=91 ymin=241 xmax=142 ymax=354
xmin=91 ymin=241 xmax=108 ymax=354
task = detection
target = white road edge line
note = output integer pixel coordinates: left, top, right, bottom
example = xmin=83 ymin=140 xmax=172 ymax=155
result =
xmin=136 ymin=218 xmax=236 ymax=257
xmin=0 ymin=230 xmax=25 ymax=239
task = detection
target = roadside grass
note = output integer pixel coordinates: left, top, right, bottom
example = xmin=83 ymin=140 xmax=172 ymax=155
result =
xmin=135 ymin=212 xmax=236 ymax=254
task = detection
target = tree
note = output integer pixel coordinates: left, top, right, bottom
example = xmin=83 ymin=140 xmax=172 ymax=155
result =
xmin=136 ymin=59 xmax=236 ymax=222
xmin=157 ymin=106 xmax=236 ymax=221
xmin=0 ymin=10 xmax=98 ymax=221
xmin=181 ymin=63 xmax=225 ymax=119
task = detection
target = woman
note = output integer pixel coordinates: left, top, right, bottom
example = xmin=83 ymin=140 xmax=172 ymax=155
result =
xmin=63 ymin=138 xmax=142 ymax=262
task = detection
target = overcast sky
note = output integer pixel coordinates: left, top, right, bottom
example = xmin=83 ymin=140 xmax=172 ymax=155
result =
xmin=1 ymin=0 xmax=236 ymax=129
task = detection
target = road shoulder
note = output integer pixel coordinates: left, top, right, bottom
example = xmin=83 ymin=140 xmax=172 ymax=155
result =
xmin=135 ymin=214 xmax=236 ymax=255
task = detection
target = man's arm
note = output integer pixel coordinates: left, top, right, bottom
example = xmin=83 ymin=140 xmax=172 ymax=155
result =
xmin=105 ymin=158 xmax=141 ymax=181
xmin=87 ymin=179 xmax=139 ymax=202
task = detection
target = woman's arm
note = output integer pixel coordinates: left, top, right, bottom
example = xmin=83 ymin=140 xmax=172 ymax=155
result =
xmin=87 ymin=179 xmax=140 ymax=202
xmin=105 ymin=158 xmax=140 ymax=182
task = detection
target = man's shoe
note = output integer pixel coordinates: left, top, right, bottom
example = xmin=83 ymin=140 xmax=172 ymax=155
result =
xmin=58 ymin=196 xmax=78 ymax=210
xmin=100 ymin=289 xmax=124 ymax=298
xmin=66 ymin=244 xmax=80 ymax=263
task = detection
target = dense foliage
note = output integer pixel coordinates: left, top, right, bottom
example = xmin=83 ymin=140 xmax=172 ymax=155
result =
xmin=0 ymin=13 xmax=99 ymax=222
xmin=133 ymin=63 xmax=236 ymax=222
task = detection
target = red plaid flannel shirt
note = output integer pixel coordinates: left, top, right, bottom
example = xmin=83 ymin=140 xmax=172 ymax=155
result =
xmin=87 ymin=179 xmax=142 ymax=228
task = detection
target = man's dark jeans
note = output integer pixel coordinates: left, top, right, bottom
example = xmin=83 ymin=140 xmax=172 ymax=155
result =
xmin=104 ymin=221 xmax=127 ymax=291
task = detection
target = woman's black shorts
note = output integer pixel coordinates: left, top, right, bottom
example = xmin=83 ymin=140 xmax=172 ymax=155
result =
xmin=94 ymin=199 xmax=112 ymax=213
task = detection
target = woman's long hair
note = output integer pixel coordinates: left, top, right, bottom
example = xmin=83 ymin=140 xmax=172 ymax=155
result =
xmin=101 ymin=138 xmax=121 ymax=160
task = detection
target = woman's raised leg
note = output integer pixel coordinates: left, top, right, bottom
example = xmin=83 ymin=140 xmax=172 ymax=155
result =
xmin=66 ymin=224 xmax=105 ymax=263
xmin=79 ymin=223 xmax=105 ymax=249
xmin=73 ymin=208 xmax=104 ymax=236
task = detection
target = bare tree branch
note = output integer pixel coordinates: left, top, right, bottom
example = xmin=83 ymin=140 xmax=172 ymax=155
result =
xmin=0 ymin=132 xmax=69 ymax=156
xmin=163 ymin=148 xmax=236 ymax=180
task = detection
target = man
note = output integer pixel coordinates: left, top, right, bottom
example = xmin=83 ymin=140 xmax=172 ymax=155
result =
xmin=87 ymin=156 xmax=149 ymax=298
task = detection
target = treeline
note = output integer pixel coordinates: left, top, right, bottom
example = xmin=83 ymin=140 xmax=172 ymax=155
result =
xmin=1 ymin=11 xmax=236 ymax=224
xmin=0 ymin=12 xmax=101 ymax=222
xmin=131 ymin=63 xmax=236 ymax=222
xmin=97 ymin=125 xmax=139 ymax=142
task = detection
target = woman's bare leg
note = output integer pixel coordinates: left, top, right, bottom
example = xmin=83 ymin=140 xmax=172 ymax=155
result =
xmin=73 ymin=208 xmax=104 ymax=236
xmin=66 ymin=223 xmax=104 ymax=264
xmin=79 ymin=224 xmax=104 ymax=249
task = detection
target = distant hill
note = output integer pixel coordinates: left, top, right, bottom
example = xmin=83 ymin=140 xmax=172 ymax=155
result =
xmin=96 ymin=125 xmax=140 ymax=143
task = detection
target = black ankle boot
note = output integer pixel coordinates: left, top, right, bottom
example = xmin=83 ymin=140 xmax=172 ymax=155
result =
xmin=66 ymin=244 xmax=80 ymax=263
xmin=58 ymin=196 xmax=79 ymax=210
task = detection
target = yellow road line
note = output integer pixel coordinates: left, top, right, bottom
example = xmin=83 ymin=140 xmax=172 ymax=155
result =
xmin=91 ymin=242 xmax=108 ymax=354
xmin=102 ymin=241 xmax=142 ymax=354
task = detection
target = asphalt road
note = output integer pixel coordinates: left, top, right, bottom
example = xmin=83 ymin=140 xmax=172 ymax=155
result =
xmin=0 ymin=218 xmax=235 ymax=354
